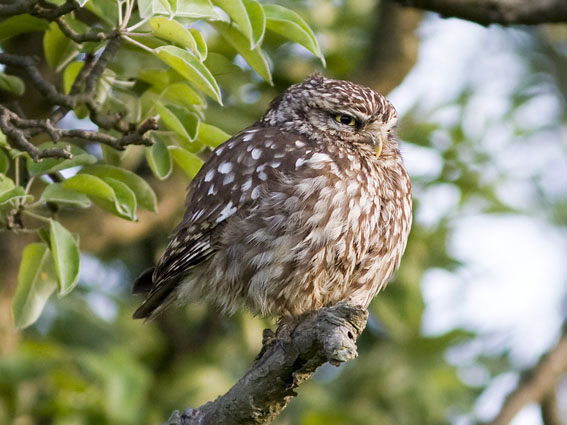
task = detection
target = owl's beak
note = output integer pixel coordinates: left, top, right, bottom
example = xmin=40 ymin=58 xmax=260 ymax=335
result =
xmin=369 ymin=133 xmax=383 ymax=157
xmin=375 ymin=138 xmax=383 ymax=158
xmin=367 ymin=122 xmax=385 ymax=158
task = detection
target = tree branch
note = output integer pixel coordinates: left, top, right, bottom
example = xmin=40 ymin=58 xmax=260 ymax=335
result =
xmin=165 ymin=304 xmax=369 ymax=425
xmin=390 ymin=0 xmax=567 ymax=25
xmin=55 ymin=16 xmax=116 ymax=43
xmin=0 ymin=0 xmax=37 ymax=17
xmin=0 ymin=105 xmax=157 ymax=161
xmin=481 ymin=329 xmax=567 ymax=425
xmin=540 ymin=391 xmax=563 ymax=425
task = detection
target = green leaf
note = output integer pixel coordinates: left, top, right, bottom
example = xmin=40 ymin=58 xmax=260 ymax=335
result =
xmin=0 ymin=73 xmax=25 ymax=96
xmin=43 ymin=22 xmax=79 ymax=72
xmin=49 ymin=220 xmax=80 ymax=295
xmin=149 ymin=17 xmax=206 ymax=60
xmin=85 ymin=0 xmax=118 ymax=25
xmin=63 ymin=62 xmax=84 ymax=94
xmin=263 ymin=4 xmax=325 ymax=65
xmin=169 ymin=146 xmax=203 ymax=178
xmin=0 ymin=173 xmax=15 ymax=194
xmin=203 ymin=52 xmax=242 ymax=77
xmin=156 ymin=102 xmax=200 ymax=143
xmin=0 ymin=150 xmax=9 ymax=174
xmin=40 ymin=183 xmax=92 ymax=208
xmin=138 ymin=68 xmax=172 ymax=90
xmin=211 ymin=21 xmax=272 ymax=84
xmin=171 ymin=0 xmax=219 ymax=19
xmin=80 ymin=165 xmax=158 ymax=212
xmin=0 ymin=14 xmax=50 ymax=42
xmin=12 ymin=243 xmax=58 ymax=329
xmin=189 ymin=28 xmax=208 ymax=60
xmin=0 ymin=186 xmax=29 ymax=206
xmin=103 ymin=177 xmax=137 ymax=221
xmin=146 ymin=134 xmax=173 ymax=179
xmin=62 ymin=174 xmax=133 ymax=220
xmin=161 ymin=82 xmax=205 ymax=110
xmin=0 ymin=175 xmax=32 ymax=206
xmin=154 ymin=45 xmax=222 ymax=104
xmin=26 ymin=143 xmax=97 ymax=177
xmin=212 ymin=0 xmax=265 ymax=48
xmin=139 ymin=0 xmax=219 ymax=19
xmin=100 ymin=144 xmax=124 ymax=166
xmin=196 ymin=122 xmax=230 ymax=148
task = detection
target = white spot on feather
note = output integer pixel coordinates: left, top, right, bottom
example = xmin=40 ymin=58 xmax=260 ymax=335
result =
xmin=216 ymin=201 xmax=237 ymax=222
xmin=251 ymin=186 xmax=262 ymax=200
xmin=204 ymin=169 xmax=215 ymax=182
xmin=218 ymin=161 xmax=233 ymax=174
xmin=241 ymin=178 xmax=252 ymax=191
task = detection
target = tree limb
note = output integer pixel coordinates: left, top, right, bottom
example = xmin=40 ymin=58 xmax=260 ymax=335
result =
xmin=481 ymin=329 xmax=567 ymax=425
xmin=390 ymin=0 xmax=567 ymax=25
xmin=165 ymin=304 xmax=369 ymax=425
xmin=0 ymin=0 xmax=37 ymax=17
xmin=540 ymin=391 xmax=563 ymax=425
xmin=0 ymin=105 xmax=156 ymax=161
xmin=55 ymin=16 xmax=115 ymax=43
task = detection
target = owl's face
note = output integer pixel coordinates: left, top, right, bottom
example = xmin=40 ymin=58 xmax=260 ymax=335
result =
xmin=261 ymin=74 xmax=399 ymax=155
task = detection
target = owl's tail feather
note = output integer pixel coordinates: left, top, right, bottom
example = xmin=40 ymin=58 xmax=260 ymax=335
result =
xmin=132 ymin=267 xmax=155 ymax=295
xmin=132 ymin=270 xmax=180 ymax=320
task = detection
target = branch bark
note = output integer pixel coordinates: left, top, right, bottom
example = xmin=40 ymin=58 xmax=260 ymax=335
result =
xmin=481 ymin=329 xmax=567 ymax=425
xmin=165 ymin=304 xmax=369 ymax=425
xmin=390 ymin=0 xmax=567 ymax=25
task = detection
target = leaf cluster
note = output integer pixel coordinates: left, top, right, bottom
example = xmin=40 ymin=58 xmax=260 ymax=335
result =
xmin=0 ymin=0 xmax=324 ymax=329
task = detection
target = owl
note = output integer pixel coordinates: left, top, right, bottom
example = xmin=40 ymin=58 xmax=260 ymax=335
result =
xmin=133 ymin=74 xmax=412 ymax=320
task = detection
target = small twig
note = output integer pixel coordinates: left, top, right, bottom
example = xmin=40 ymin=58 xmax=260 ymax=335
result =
xmin=0 ymin=105 xmax=156 ymax=161
xmin=84 ymin=36 xmax=122 ymax=94
xmin=30 ymin=0 xmax=80 ymax=21
xmin=0 ymin=107 xmax=66 ymax=161
xmin=55 ymin=16 xmax=115 ymax=43
xmin=0 ymin=53 xmax=90 ymax=109
xmin=49 ymin=53 xmax=98 ymax=124
xmin=60 ymin=120 xmax=156 ymax=150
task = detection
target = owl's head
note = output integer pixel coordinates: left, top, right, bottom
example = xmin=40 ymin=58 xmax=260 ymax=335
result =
xmin=261 ymin=74 xmax=399 ymax=155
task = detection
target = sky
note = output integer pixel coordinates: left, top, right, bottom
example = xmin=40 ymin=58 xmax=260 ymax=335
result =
xmin=389 ymin=15 xmax=567 ymax=424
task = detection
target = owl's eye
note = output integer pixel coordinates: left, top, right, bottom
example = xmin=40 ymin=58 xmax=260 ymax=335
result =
xmin=335 ymin=114 xmax=357 ymax=126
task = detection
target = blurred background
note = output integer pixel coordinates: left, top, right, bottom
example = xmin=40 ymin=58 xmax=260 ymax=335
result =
xmin=1 ymin=1 xmax=566 ymax=424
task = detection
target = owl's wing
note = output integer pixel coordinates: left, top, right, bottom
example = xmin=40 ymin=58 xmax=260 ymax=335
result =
xmin=132 ymin=126 xmax=313 ymax=318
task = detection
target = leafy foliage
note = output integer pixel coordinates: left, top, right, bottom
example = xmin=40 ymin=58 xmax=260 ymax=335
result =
xmin=0 ymin=0 xmax=323 ymax=329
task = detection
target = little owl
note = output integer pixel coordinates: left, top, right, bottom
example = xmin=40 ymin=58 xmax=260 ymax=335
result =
xmin=133 ymin=74 xmax=412 ymax=320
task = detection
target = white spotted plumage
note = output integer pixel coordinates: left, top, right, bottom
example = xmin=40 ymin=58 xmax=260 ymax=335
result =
xmin=133 ymin=74 xmax=412 ymax=320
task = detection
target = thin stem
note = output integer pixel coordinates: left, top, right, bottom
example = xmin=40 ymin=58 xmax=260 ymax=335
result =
xmin=123 ymin=32 xmax=154 ymax=37
xmin=123 ymin=35 xmax=154 ymax=53
xmin=121 ymin=0 xmax=135 ymax=30
xmin=23 ymin=209 xmax=51 ymax=223
xmin=14 ymin=156 xmax=21 ymax=188
xmin=117 ymin=0 xmax=123 ymax=26
xmin=126 ymin=16 xmax=151 ymax=32
xmin=24 ymin=176 xmax=36 ymax=196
